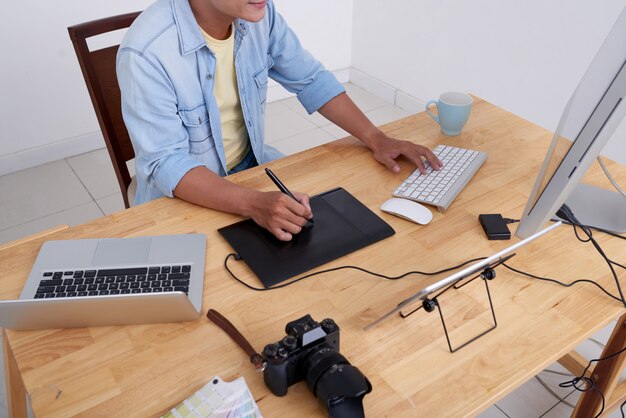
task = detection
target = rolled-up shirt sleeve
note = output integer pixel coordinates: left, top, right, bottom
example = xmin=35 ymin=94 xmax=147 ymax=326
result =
xmin=266 ymin=1 xmax=345 ymax=114
xmin=117 ymin=48 xmax=203 ymax=198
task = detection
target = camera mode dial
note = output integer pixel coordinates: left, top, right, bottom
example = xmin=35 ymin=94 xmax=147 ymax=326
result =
xmin=282 ymin=334 xmax=297 ymax=350
xmin=321 ymin=318 xmax=338 ymax=333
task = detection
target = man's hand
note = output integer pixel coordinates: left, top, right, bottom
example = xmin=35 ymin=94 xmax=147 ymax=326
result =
xmin=317 ymin=93 xmax=442 ymax=175
xmin=370 ymin=133 xmax=442 ymax=175
xmin=248 ymin=191 xmax=312 ymax=241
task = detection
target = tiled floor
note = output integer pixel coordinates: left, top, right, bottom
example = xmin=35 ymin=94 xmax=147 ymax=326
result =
xmin=0 ymin=83 xmax=623 ymax=417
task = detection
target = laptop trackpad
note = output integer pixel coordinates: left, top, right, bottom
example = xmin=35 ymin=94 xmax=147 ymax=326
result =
xmin=91 ymin=237 xmax=152 ymax=266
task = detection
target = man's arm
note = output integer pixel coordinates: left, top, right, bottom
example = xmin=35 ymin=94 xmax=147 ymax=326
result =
xmin=173 ymin=167 xmax=312 ymax=242
xmin=318 ymin=93 xmax=442 ymax=174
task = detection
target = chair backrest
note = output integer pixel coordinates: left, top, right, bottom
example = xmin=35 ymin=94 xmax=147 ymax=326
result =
xmin=68 ymin=12 xmax=141 ymax=208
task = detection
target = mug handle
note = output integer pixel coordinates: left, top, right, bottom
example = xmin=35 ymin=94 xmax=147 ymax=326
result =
xmin=425 ymin=100 xmax=439 ymax=124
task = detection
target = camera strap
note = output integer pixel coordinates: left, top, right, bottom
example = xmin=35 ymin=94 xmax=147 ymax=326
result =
xmin=206 ymin=309 xmax=265 ymax=371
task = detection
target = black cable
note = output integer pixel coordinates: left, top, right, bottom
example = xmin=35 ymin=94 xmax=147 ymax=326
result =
xmin=224 ymin=253 xmax=487 ymax=291
xmin=621 ymin=398 xmax=626 ymax=418
xmin=558 ymin=345 xmax=626 ymax=418
xmin=501 ymin=262 xmax=623 ymax=304
xmin=557 ymin=204 xmax=626 ymax=308
xmin=556 ymin=218 xmax=626 ymax=241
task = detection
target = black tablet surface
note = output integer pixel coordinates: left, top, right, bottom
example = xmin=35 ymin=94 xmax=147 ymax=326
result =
xmin=218 ymin=187 xmax=395 ymax=288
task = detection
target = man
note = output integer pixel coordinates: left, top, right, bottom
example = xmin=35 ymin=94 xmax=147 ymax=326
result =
xmin=117 ymin=0 xmax=441 ymax=241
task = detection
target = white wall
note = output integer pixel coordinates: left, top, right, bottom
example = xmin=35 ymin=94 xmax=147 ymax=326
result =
xmin=0 ymin=0 xmax=353 ymax=175
xmin=352 ymin=1 xmax=626 ymax=164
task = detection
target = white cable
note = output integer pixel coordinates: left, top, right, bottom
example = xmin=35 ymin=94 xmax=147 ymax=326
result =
xmin=598 ymin=157 xmax=626 ymax=198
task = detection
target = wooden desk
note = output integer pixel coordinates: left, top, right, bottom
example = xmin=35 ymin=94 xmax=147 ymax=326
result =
xmin=3 ymin=97 xmax=626 ymax=417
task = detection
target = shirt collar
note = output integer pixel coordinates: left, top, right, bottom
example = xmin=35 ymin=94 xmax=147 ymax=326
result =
xmin=172 ymin=0 xmax=248 ymax=55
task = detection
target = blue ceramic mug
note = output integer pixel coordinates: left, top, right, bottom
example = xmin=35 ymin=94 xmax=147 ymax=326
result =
xmin=425 ymin=92 xmax=473 ymax=136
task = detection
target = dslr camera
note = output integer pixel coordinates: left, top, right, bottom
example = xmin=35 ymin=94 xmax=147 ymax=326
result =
xmin=262 ymin=314 xmax=372 ymax=418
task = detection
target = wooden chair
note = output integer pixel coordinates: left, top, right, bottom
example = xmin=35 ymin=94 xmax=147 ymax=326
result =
xmin=68 ymin=12 xmax=141 ymax=208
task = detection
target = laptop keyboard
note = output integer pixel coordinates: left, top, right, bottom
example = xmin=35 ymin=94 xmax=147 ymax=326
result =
xmin=34 ymin=266 xmax=191 ymax=299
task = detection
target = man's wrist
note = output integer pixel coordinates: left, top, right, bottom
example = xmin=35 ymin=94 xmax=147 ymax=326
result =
xmin=239 ymin=188 xmax=261 ymax=218
xmin=361 ymin=128 xmax=388 ymax=151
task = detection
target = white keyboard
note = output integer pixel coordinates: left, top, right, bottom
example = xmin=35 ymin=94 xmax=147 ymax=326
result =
xmin=392 ymin=145 xmax=487 ymax=211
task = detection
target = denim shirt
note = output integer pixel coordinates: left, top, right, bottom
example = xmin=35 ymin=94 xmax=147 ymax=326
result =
xmin=117 ymin=0 xmax=345 ymax=204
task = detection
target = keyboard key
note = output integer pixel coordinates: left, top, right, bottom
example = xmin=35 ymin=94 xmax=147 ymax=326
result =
xmin=85 ymin=278 xmax=95 ymax=285
xmin=43 ymin=272 xmax=53 ymax=277
xmin=34 ymin=294 xmax=45 ymax=299
xmin=53 ymin=272 xmax=63 ymax=279
xmin=88 ymin=291 xmax=99 ymax=296
xmin=120 ymin=283 xmax=130 ymax=290
xmin=161 ymin=266 xmax=171 ymax=273
xmin=99 ymin=290 xmax=110 ymax=296
xmin=142 ymin=288 xmax=153 ymax=293
xmin=98 ymin=284 xmax=108 ymax=291
xmin=131 ymin=289 xmax=141 ymax=294
xmin=63 ymin=279 xmax=74 ymax=286
xmin=110 ymin=289 xmax=121 ymax=295
xmin=55 ymin=285 xmax=66 ymax=293
xmin=169 ymin=273 xmax=190 ymax=280
xmin=148 ymin=267 xmax=160 ymax=274
xmin=78 ymin=291 xmax=88 ymax=297
xmin=158 ymin=273 xmax=167 ymax=280
xmin=182 ymin=265 xmax=191 ymax=273
xmin=84 ymin=270 xmax=97 ymax=277
xmin=164 ymin=287 xmax=174 ymax=292
xmin=130 ymin=282 xmax=140 ymax=289
xmin=109 ymin=283 xmax=119 ymax=290
xmin=95 ymin=277 xmax=104 ymax=284
xmin=67 ymin=292 xmax=78 ymax=297
xmin=121 ymin=289 xmax=131 ymax=294
xmin=140 ymin=282 xmax=150 ymax=288
xmin=77 ymin=285 xmax=87 ymax=291
xmin=74 ymin=278 xmax=84 ymax=285
xmin=73 ymin=271 xmax=84 ymax=278
xmin=88 ymin=284 xmax=98 ymax=291
xmin=41 ymin=279 xmax=63 ymax=287
xmin=56 ymin=293 xmax=67 ymax=298
xmin=153 ymin=288 xmax=163 ymax=293
xmin=174 ymin=286 xmax=189 ymax=293
xmin=137 ymin=275 xmax=147 ymax=282
xmin=64 ymin=271 xmax=73 ymax=276
xmin=105 ymin=277 xmax=115 ymax=284
xmin=172 ymin=266 xmax=181 ymax=273
xmin=115 ymin=276 xmax=125 ymax=283
xmin=148 ymin=274 xmax=157 ymax=281
xmin=151 ymin=281 xmax=162 ymax=288
xmin=97 ymin=267 xmax=148 ymax=276
xmin=36 ymin=286 xmax=55 ymax=293
xmin=45 ymin=293 xmax=56 ymax=299
xmin=172 ymin=279 xmax=190 ymax=287
xmin=67 ymin=285 xmax=77 ymax=292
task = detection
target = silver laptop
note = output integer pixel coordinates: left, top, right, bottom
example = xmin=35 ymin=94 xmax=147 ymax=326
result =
xmin=0 ymin=233 xmax=206 ymax=330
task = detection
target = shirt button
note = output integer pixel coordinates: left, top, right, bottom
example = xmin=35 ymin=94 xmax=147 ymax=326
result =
xmin=207 ymin=74 xmax=213 ymax=80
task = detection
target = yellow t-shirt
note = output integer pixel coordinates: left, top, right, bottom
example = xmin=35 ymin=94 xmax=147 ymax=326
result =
xmin=201 ymin=26 xmax=249 ymax=171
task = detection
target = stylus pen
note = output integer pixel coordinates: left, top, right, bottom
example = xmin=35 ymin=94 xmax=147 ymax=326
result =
xmin=265 ymin=168 xmax=314 ymax=225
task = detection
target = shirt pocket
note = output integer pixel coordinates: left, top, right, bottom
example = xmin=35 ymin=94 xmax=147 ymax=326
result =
xmin=252 ymin=54 xmax=274 ymax=106
xmin=178 ymin=104 xmax=215 ymax=155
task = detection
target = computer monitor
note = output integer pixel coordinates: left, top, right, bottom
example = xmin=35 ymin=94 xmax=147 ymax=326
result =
xmin=515 ymin=7 xmax=626 ymax=238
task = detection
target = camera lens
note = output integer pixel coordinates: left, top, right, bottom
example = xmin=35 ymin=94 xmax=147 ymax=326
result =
xmin=304 ymin=346 xmax=371 ymax=418
xmin=304 ymin=346 xmax=348 ymax=396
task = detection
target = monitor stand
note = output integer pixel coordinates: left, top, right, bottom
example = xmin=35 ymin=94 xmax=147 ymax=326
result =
xmin=561 ymin=183 xmax=626 ymax=233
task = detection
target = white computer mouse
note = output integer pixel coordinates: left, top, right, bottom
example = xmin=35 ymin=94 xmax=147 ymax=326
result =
xmin=380 ymin=197 xmax=433 ymax=225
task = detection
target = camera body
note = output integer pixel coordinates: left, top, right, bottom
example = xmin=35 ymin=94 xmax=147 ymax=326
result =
xmin=262 ymin=315 xmax=371 ymax=418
